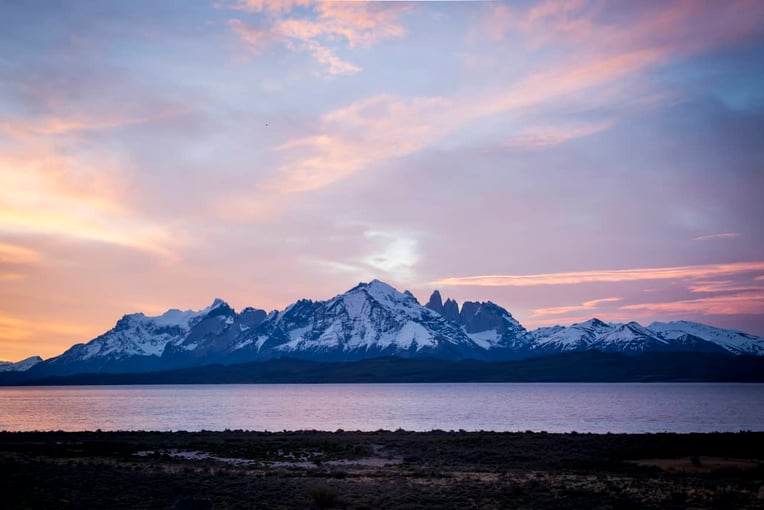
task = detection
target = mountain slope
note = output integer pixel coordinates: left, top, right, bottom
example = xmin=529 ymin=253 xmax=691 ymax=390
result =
xmin=35 ymin=299 xmax=258 ymax=376
xmin=649 ymin=321 xmax=764 ymax=356
xmin=0 ymin=356 xmax=42 ymax=373
xmin=528 ymin=319 xmax=731 ymax=355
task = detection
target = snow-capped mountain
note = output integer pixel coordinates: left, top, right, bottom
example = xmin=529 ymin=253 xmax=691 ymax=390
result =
xmin=230 ymin=280 xmax=486 ymax=361
xmin=528 ymin=319 xmax=728 ymax=354
xmin=39 ymin=299 xmax=266 ymax=376
xmin=0 ymin=356 xmax=42 ymax=372
xmin=17 ymin=280 xmax=764 ymax=377
xmin=649 ymin=321 xmax=764 ymax=356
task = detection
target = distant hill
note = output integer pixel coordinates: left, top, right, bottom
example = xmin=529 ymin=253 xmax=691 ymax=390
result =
xmin=4 ymin=352 xmax=764 ymax=385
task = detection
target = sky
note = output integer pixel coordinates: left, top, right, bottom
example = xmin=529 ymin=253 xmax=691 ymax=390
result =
xmin=1 ymin=0 xmax=764 ymax=361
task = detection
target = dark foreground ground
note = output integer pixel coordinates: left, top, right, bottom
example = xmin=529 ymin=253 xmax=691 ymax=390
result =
xmin=1 ymin=430 xmax=762 ymax=509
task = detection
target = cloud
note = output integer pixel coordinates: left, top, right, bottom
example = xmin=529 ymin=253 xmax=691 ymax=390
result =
xmin=226 ymin=0 xmax=311 ymax=14
xmin=363 ymin=230 xmax=419 ymax=281
xmin=687 ymin=279 xmax=763 ymax=293
xmin=694 ymin=232 xmax=742 ymax=241
xmin=0 ymin=109 xmax=186 ymax=140
xmin=482 ymin=0 xmax=764 ymax=60
xmin=0 ymin=242 xmax=40 ymax=265
xmin=265 ymin=95 xmax=451 ymax=193
xmin=0 ymin=242 xmax=39 ymax=282
xmin=226 ymin=1 xmax=409 ymax=75
xmin=432 ymin=261 xmax=764 ymax=287
xmin=234 ymin=1 xmax=764 ymax=198
xmin=504 ymin=120 xmax=612 ymax=150
xmin=0 ymin=272 xmax=24 ymax=281
xmin=620 ymin=292 xmax=764 ymax=316
xmin=0 ymin=150 xmax=173 ymax=256
xmin=305 ymin=227 xmax=421 ymax=283
xmin=262 ymin=49 xmax=652 ymax=194
xmin=532 ymin=297 xmax=622 ymax=317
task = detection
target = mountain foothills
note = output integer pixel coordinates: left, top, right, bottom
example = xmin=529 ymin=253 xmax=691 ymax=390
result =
xmin=4 ymin=280 xmax=764 ymax=380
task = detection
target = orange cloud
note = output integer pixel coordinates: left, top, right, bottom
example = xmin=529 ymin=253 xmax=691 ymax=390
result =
xmin=433 ymin=261 xmax=764 ymax=287
xmin=0 ymin=150 xmax=173 ymax=257
xmin=0 ymin=242 xmax=40 ymax=265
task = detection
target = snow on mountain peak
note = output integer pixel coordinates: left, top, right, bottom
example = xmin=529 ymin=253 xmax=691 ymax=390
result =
xmin=649 ymin=320 xmax=764 ymax=355
xmin=580 ymin=318 xmax=608 ymax=328
xmin=343 ymin=280 xmax=417 ymax=313
xmin=366 ymin=280 xmax=412 ymax=304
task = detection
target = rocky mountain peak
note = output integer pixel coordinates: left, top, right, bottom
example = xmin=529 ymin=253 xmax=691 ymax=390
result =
xmin=442 ymin=298 xmax=460 ymax=324
xmin=425 ymin=290 xmax=444 ymax=314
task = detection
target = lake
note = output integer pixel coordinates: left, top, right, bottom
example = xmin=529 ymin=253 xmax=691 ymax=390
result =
xmin=1 ymin=383 xmax=762 ymax=433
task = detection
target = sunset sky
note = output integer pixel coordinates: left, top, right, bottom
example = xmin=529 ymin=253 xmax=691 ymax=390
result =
xmin=1 ymin=0 xmax=764 ymax=361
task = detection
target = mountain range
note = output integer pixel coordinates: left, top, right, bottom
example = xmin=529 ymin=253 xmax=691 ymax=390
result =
xmin=3 ymin=280 xmax=763 ymax=381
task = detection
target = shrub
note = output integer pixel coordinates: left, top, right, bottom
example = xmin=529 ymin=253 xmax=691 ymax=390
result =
xmin=311 ymin=485 xmax=339 ymax=509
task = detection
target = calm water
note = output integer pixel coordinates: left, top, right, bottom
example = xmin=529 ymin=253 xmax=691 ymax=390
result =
xmin=1 ymin=383 xmax=762 ymax=433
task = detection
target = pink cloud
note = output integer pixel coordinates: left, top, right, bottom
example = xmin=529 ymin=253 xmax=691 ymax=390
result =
xmin=694 ymin=232 xmax=742 ymax=241
xmin=532 ymin=297 xmax=622 ymax=317
xmin=226 ymin=1 xmax=409 ymax=75
xmin=259 ymin=47 xmax=660 ymax=195
xmin=620 ymin=292 xmax=764 ymax=316
xmin=234 ymin=2 xmax=764 ymax=197
xmin=432 ymin=261 xmax=764 ymax=287
xmin=687 ymin=279 xmax=763 ymax=293
xmin=263 ymin=95 xmax=452 ymax=193
xmin=483 ymin=0 xmax=764 ymax=60
xmin=225 ymin=0 xmax=312 ymax=14
xmin=505 ymin=120 xmax=612 ymax=150
xmin=0 ymin=242 xmax=40 ymax=265
xmin=228 ymin=19 xmax=270 ymax=51
xmin=0 ymin=108 xmax=187 ymax=140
